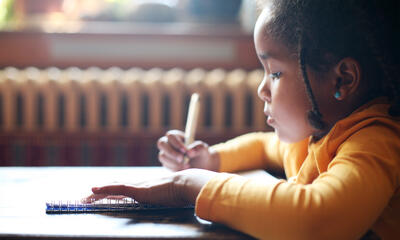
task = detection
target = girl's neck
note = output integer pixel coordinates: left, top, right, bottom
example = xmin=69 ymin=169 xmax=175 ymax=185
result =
xmin=311 ymin=95 xmax=384 ymax=143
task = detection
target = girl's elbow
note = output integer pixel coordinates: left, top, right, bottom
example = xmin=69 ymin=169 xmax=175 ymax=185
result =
xmin=295 ymin=215 xmax=359 ymax=240
xmin=288 ymin=215 xmax=327 ymax=240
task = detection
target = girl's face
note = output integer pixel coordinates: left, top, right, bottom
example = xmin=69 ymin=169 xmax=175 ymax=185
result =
xmin=254 ymin=8 xmax=316 ymax=143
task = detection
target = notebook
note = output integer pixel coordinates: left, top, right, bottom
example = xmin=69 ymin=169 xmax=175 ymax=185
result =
xmin=46 ymin=198 xmax=193 ymax=214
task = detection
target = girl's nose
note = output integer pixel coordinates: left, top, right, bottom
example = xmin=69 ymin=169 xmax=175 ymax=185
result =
xmin=257 ymin=75 xmax=271 ymax=102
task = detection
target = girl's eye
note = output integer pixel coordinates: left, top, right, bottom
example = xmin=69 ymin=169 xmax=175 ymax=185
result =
xmin=269 ymin=72 xmax=282 ymax=81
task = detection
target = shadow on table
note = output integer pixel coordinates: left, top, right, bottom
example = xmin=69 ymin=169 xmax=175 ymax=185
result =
xmin=98 ymin=208 xmax=255 ymax=239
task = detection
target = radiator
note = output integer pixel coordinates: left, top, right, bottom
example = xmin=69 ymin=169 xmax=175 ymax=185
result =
xmin=0 ymin=67 xmax=266 ymax=133
xmin=0 ymin=67 xmax=267 ymax=166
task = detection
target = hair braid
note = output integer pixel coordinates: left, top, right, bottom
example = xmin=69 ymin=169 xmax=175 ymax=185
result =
xmin=295 ymin=3 xmax=326 ymax=131
xmin=299 ymin=45 xmax=326 ymax=131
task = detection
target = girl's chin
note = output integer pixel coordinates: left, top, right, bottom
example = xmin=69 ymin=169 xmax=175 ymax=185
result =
xmin=266 ymin=117 xmax=275 ymax=126
xmin=275 ymin=129 xmax=308 ymax=143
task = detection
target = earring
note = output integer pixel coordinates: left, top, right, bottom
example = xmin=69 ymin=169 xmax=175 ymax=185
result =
xmin=334 ymin=91 xmax=341 ymax=99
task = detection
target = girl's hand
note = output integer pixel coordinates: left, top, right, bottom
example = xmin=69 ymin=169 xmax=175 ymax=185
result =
xmin=157 ymin=130 xmax=220 ymax=172
xmin=84 ymin=169 xmax=217 ymax=206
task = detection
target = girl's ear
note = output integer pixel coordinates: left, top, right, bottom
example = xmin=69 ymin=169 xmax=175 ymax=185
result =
xmin=333 ymin=57 xmax=361 ymax=100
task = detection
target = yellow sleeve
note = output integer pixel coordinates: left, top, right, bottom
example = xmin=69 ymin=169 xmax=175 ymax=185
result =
xmin=196 ymin=126 xmax=398 ymax=239
xmin=210 ymin=132 xmax=288 ymax=173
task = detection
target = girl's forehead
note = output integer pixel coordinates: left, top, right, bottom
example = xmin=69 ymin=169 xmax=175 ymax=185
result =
xmin=255 ymin=6 xmax=274 ymax=36
xmin=254 ymin=9 xmax=297 ymax=61
xmin=254 ymin=32 xmax=296 ymax=65
xmin=255 ymin=28 xmax=290 ymax=58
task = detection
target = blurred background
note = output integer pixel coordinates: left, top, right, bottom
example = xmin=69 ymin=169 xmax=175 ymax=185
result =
xmin=0 ymin=0 xmax=260 ymax=70
xmin=0 ymin=0 xmax=268 ymax=167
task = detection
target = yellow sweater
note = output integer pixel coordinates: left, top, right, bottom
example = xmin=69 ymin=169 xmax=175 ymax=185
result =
xmin=195 ymin=100 xmax=400 ymax=240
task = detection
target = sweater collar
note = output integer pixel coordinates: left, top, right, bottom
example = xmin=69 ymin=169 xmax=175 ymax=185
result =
xmin=306 ymin=98 xmax=393 ymax=176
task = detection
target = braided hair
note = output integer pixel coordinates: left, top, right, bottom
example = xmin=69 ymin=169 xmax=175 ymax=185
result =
xmin=258 ymin=0 xmax=400 ymax=130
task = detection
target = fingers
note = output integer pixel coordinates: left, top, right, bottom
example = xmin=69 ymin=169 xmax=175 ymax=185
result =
xmin=157 ymin=130 xmax=186 ymax=152
xmin=159 ymin=151 xmax=190 ymax=171
xmin=187 ymin=141 xmax=209 ymax=158
xmin=84 ymin=172 xmax=192 ymax=207
xmin=157 ymin=137 xmax=185 ymax=163
xmin=92 ymin=185 xmax=133 ymax=197
xmin=166 ymin=130 xmax=186 ymax=152
xmin=157 ymin=130 xmax=188 ymax=171
xmin=166 ymin=129 xmax=185 ymax=140
xmin=88 ymin=182 xmax=161 ymax=205
xmin=82 ymin=193 xmax=108 ymax=203
xmin=82 ymin=185 xmax=139 ymax=204
xmin=157 ymin=130 xmax=210 ymax=171
xmin=159 ymin=152 xmax=183 ymax=171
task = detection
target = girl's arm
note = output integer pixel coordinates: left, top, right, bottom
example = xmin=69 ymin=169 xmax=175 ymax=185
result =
xmin=157 ymin=130 xmax=292 ymax=173
xmin=212 ymin=131 xmax=298 ymax=173
xmin=195 ymin=127 xmax=398 ymax=240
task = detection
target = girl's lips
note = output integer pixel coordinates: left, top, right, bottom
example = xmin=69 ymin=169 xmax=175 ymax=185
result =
xmin=264 ymin=108 xmax=275 ymax=126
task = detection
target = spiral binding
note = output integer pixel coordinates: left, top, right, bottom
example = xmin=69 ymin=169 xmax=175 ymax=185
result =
xmin=45 ymin=198 xmax=176 ymax=214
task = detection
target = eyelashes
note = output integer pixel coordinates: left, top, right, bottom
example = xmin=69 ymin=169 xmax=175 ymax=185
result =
xmin=269 ymin=72 xmax=282 ymax=81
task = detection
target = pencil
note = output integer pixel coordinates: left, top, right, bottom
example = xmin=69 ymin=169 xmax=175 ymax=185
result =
xmin=183 ymin=93 xmax=201 ymax=164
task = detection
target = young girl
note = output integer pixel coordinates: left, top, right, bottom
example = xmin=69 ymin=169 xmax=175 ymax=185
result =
xmin=87 ymin=0 xmax=400 ymax=239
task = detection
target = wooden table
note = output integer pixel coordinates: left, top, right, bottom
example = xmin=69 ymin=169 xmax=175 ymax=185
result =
xmin=0 ymin=167 xmax=255 ymax=239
